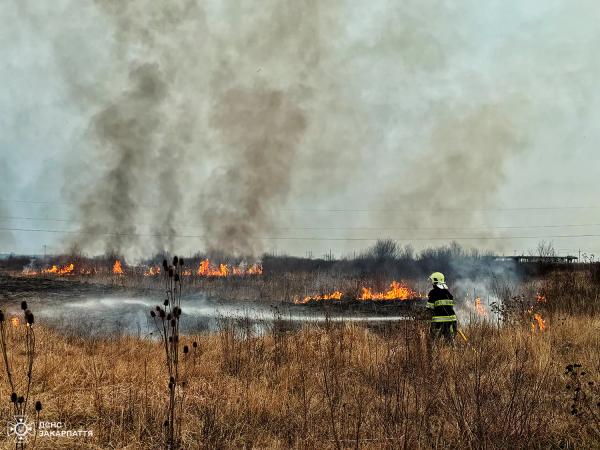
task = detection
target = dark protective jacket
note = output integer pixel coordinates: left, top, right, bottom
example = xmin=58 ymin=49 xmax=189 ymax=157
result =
xmin=426 ymin=284 xmax=457 ymax=323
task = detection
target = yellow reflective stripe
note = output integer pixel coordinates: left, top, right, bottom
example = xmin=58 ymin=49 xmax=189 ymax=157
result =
xmin=426 ymin=302 xmax=435 ymax=309
xmin=431 ymin=315 xmax=457 ymax=323
xmin=434 ymin=299 xmax=454 ymax=307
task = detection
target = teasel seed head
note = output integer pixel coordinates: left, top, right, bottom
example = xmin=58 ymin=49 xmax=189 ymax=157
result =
xmin=17 ymin=396 xmax=24 ymax=404
xmin=155 ymin=306 xmax=161 ymax=312
xmin=179 ymin=258 xmax=184 ymax=266
xmin=174 ymin=274 xmax=180 ymax=282
xmin=10 ymin=393 xmax=17 ymax=403
xmin=192 ymin=341 xmax=198 ymax=348
xmin=159 ymin=309 xmax=166 ymax=319
xmin=163 ymin=420 xmax=169 ymax=427
xmin=0 ymin=310 xmax=4 ymax=322
xmin=174 ymin=335 xmax=179 ymax=343
xmin=167 ymin=313 xmax=172 ymax=321
xmin=150 ymin=310 xmax=156 ymax=318
xmin=163 ymin=299 xmax=169 ymax=306
xmin=21 ymin=301 xmax=28 ymax=311
xmin=183 ymin=345 xmax=189 ymax=354
xmin=170 ymin=318 xmax=176 ymax=328
xmin=162 ymin=259 xmax=168 ymax=270
xmin=168 ymin=336 xmax=173 ymax=343
xmin=173 ymin=256 xmax=178 ymax=266
xmin=168 ymin=268 xmax=174 ymax=278
xmin=26 ymin=313 xmax=34 ymax=325
xmin=35 ymin=401 xmax=42 ymax=412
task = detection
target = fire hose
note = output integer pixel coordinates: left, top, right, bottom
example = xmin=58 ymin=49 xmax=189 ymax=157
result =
xmin=457 ymin=328 xmax=468 ymax=342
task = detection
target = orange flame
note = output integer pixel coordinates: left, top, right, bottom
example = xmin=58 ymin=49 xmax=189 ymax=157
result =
xmin=536 ymin=293 xmax=546 ymax=303
xmin=296 ymin=290 xmax=344 ymax=305
xmin=296 ymin=281 xmax=418 ymax=304
xmin=219 ymin=263 xmax=229 ymax=276
xmin=197 ymin=259 xmax=263 ymax=277
xmin=11 ymin=317 xmax=19 ymax=327
xmin=112 ymin=260 xmax=123 ymax=275
xmin=474 ymin=297 xmax=488 ymax=317
xmin=144 ymin=266 xmax=161 ymax=277
xmin=42 ymin=263 xmax=74 ymax=275
xmin=359 ymin=281 xmax=416 ymax=301
xmin=246 ymin=263 xmax=263 ymax=275
xmin=531 ymin=313 xmax=547 ymax=332
xmin=59 ymin=263 xmax=74 ymax=275
xmin=44 ymin=265 xmax=58 ymax=274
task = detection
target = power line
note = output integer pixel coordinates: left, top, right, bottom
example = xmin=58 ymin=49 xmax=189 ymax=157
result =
xmin=2 ymin=215 xmax=600 ymax=231
xmin=6 ymin=199 xmax=600 ymax=213
xmin=1 ymin=226 xmax=600 ymax=242
xmin=282 ymin=206 xmax=600 ymax=212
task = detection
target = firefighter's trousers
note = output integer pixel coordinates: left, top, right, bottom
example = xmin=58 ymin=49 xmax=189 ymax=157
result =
xmin=430 ymin=320 xmax=457 ymax=342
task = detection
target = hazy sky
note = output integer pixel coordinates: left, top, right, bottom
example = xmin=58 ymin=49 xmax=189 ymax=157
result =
xmin=1 ymin=1 xmax=599 ymax=260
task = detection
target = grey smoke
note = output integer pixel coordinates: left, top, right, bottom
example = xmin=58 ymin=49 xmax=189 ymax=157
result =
xmin=69 ymin=0 xmax=331 ymax=257
xmin=202 ymin=87 xmax=307 ymax=255
xmin=380 ymin=101 xmax=528 ymax=247
xmin=4 ymin=1 xmax=600 ymax=258
xmin=0 ymin=158 xmax=15 ymax=251
xmin=77 ymin=63 xmax=168 ymax=256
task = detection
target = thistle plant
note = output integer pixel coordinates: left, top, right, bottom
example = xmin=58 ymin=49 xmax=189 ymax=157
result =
xmin=0 ymin=301 xmax=42 ymax=448
xmin=150 ymin=256 xmax=196 ymax=449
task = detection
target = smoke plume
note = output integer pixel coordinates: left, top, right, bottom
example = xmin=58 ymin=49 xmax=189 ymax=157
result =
xmin=7 ymin=0 xmax=600 ymax=258
xmin=77 ymin=63 xmax=168 ymax=255
xmin=202 ymin=87 xmax=307 ymax=255
xmin=380 ymin=101 xmax=528 ymax=245
xmin=0 ymin=158 xmax=15 ymax=251
xmin=67 ymin=0 xmax=334 ymax=257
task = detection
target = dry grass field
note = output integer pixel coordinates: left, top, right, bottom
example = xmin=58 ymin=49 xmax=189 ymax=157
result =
xmin=0 ymin=313 xmax=597 ymax=449
xmin=0 ymin=261 xmax=598 ymax=449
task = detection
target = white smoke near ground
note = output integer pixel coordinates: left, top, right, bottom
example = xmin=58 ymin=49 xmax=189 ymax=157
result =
xmin=452 ymin=277 xmax=501 ymax=325
xmin=3 ymin=1 xmax=600 ymax=258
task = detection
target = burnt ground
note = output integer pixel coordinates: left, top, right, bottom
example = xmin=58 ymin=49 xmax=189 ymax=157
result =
xmin=0 ymin=273 xmax=162 ymax=336
xmin=0 ymin=273 xmax=427 ymax=310
xmin=294 ymin=297 xmax=425 ymax=314
xmin=0 ymin=273 xmax=426 ymax=337
xmin=0 ymin=272 xmax=154 ymax=301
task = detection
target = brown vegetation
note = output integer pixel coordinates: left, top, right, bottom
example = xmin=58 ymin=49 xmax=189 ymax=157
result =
xmin=0 ymin=312 xmax=597 ymax=449
xmin=0 ymin=251 xmax=598 ymax=448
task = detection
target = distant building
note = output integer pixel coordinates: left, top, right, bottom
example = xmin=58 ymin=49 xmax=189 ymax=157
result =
xmin=495 ymin=255 xmax=578 ymax=264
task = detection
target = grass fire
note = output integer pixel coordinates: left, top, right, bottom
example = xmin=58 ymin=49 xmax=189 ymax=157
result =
xmin=2 ymin=1 xmax=600 ymax=448
xmin=1 ymin=244 xmax=598 ymax=448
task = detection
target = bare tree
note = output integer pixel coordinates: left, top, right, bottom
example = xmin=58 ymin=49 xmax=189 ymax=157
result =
xmin=367 ymin=239 xmax=399 ymax=261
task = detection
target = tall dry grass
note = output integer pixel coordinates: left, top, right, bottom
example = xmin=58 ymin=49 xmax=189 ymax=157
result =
xmin=0 ymin=315 xmax=597 ymax=449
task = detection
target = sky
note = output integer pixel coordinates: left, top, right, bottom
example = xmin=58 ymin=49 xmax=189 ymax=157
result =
xmin=1 ymin=0 xmax=599 ymax=260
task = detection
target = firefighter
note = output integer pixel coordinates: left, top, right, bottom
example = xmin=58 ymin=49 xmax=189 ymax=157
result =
xmin=425 ymin=272 xmax=457 ymax=341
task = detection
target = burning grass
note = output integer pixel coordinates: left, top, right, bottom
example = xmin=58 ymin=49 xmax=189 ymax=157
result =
xmin=0 ymin=315 xmax=597 ymax=448
xmin=294 ymin=280 xmax=419 ymax=305
xmin=1 ymin=258 xmax=598 ymax=448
